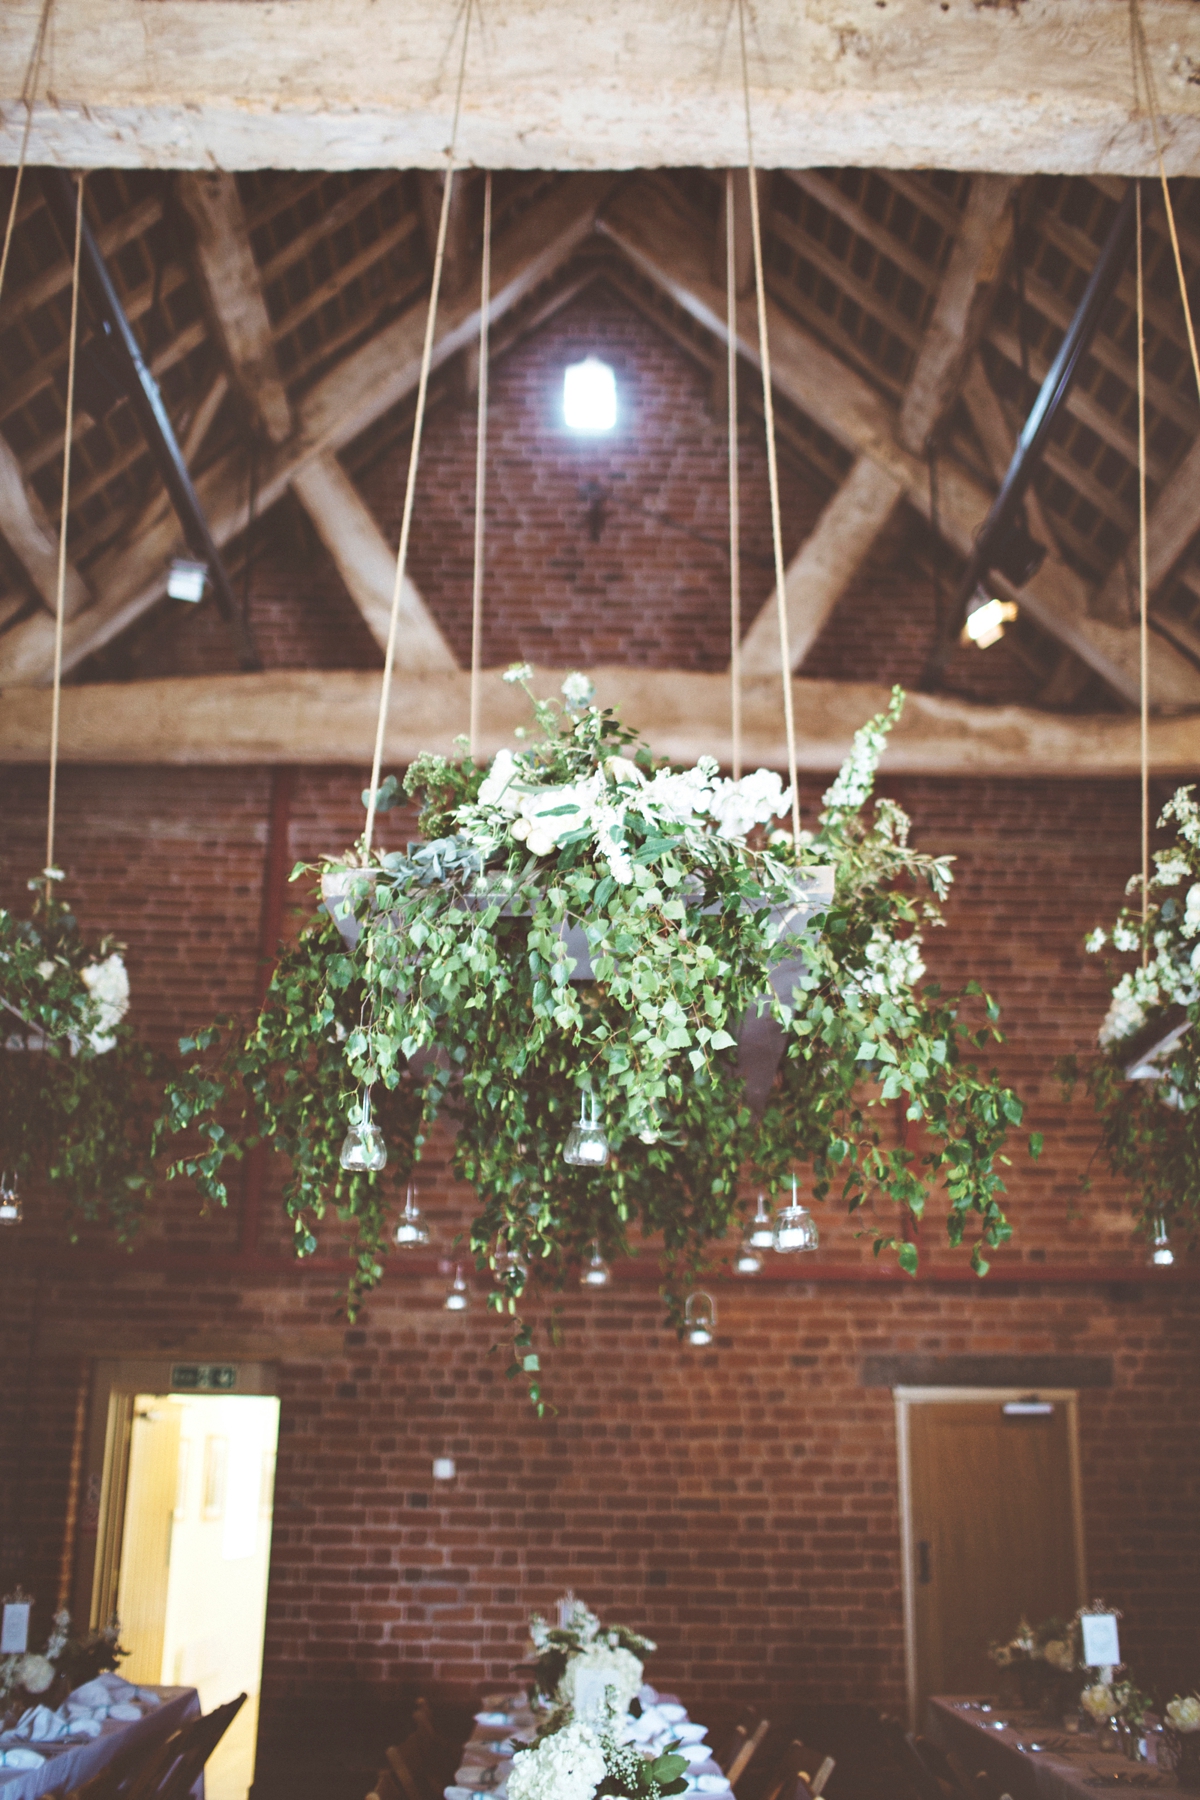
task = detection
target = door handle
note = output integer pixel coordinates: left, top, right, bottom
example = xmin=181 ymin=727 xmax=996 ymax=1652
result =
xmin=917 ymin=1539 xmax=932 ymax=1585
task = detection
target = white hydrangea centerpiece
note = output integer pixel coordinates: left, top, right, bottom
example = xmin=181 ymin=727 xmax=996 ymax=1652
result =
xmin=506 ymin=1719 xmax=606 ymax=1800
xmin=556 ymin=1641 xmax=645 ymax=1721
xmin=1167 ymin=1695 xmax=1200 ymax=1733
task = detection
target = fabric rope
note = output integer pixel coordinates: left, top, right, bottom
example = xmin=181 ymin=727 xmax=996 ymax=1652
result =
xmin=1136 ymin=181 xmax=1150 ymax=964
xmin=1129 ymin=1 xmax=1200 ymax=404
xmin=45 ymin=173 xmax=83 ymax=900
xmin=363 ymin=0 xmax=473 ymax=853
xmin=737 ymin=0 xmax=801 ymax=848
xmin=0 ymin=0 xmax=54 ymax=311
xmin=726 ymin=169 xmax=743 ymax=781
xmin=469 ymin=168 xmax=492 ymax=760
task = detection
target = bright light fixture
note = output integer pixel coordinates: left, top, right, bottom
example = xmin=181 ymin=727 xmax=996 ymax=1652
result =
xmin=563 ymin=357 xmax=617 ymax=433
xmin=167 ymin=558 xmax=208 ymax=603
xmin=963 ymin=594 xmax=1018 ymax=649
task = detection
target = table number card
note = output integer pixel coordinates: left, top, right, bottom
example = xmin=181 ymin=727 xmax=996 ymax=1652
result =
xmin=1081 ymin=1613 xmax=1121 ymax=1668
xmin=0 ymin=1602 xmax=30 ymax=1654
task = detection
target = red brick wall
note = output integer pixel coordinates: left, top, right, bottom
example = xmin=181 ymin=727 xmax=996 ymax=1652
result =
xmin=2 ymin=761 xmax=1198 ymax=1732
xmin=4 ymin=279 xmax=1196 ymax=1735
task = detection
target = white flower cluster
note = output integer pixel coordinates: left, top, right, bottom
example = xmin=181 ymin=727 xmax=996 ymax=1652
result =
xmin=465 ymin=745 xmax=790 ymax=885
xmin=507 ymin=1720 xmax=606 ymax=1800
xmin=1167 ymin=1695 xmax=1200 ymax=1733
xmin=557 ymin=1643 xmax=644 ymax=1720
xmin=1081 ymin=1683 xmax=1115 ymax=1722
xmin=821 ymin=693 xmax=900 ymax=818
xmin=1097 ymin=954 xmax=1199 ymax=1048
xmin=856 ymin=923 xmax=926 ymax=999
xmin=79 ymin=952 xmax=130 ymax=1054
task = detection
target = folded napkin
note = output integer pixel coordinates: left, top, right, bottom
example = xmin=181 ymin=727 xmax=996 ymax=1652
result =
xmin=0 ymin=1747 xmax=46 ymax=1769
xmin=5 ymin=1704 xmax=72 ymax=1743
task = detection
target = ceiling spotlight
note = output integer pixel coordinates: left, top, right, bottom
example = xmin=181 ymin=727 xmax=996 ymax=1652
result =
xmin=963 ymin=593 xmax=1018 ymax=649
xmin=563 ymin=357 xmax=617 ymax=433
xmin=167 ymin=558 xmax=208 ymax=603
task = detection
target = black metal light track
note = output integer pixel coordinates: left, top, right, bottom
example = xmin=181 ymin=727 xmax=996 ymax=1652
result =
xmin=42 ymin=169 xmax=260 ymax=672
xmin=922 ymin=180 xmax=1139 ymax=689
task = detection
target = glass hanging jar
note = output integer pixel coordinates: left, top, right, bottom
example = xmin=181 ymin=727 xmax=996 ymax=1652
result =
xmin=746 ymin=1194 xmax=776 ymax=1250
xmin=562 ymin=1089 xmax=609 ymax=1168
xmin=684 ymin=1291 xmax=716 ymax=1346
xmin=394 ymin=1184 xmax=430 ymax=1247
xmin=773 ymin=1175 xmax=819 ymax=1252
xmin=0 ymin=1174 xmax=21 ymax=1226
xmin=580 ymin=1242 xmax=611 ymax=1287
xmin=1148 ymin=1219 xmax=1174 ymax=1266
xmin=339 ymin=1089 xmax=387 ymax=1172
xmin=443 ymin=1266 xmax=470 ymax=1312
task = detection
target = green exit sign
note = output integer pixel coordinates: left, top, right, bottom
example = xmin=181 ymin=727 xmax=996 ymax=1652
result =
xmin=170 ymin=1363 xmax=238 ymax=1392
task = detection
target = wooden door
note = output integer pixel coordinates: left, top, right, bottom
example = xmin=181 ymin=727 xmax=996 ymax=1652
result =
xmin=115 ymin=1399 xmax=181 ymax=1684
xmin=906 ymin=1398 xmax=1083 ymax=1719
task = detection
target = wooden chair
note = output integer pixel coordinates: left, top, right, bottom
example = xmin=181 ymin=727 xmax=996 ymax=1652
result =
xmin=725 ymin=1716 xmax=772 ymax=1792
xmin=759 ymin=1739 xmax=836 ymax=1800
xmin=65 ymin=1695 xmax=247 ymax=1800
xmin=372 ymin=1697 xmax=463 ymax=1800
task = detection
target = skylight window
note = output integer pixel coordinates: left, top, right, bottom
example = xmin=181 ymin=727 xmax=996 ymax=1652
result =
xmin=563 ymin=356 xmax=617 ymax=432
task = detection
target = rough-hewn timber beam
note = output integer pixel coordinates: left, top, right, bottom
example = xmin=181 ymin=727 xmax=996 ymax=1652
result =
xmin=0 ymin=174 xmax=617 ymax=687
xmin=597 ymin=179 xmax=1200 ymax=712
xmin=290 ymin=452 xmax=455 ymax=670
xmin=177 ymin=171 xmax=292 ymax=446
xmin=3 ymin=2 xmax=1199 ymax=174
xmin=2 ymin=666 xmax=1198 ymax=777
xmin=0 ymin=430 xmax=91 ymax=618
xmin=1096 ymin=433 xmax=1200 ymax=623
xmin=740 ymin=459 xmax=904 ymax=678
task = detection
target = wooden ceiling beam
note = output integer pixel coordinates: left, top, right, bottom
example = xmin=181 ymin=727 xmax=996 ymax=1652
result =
xmin=1096 ymin=433 xmax=1200 ymax=623
xmin=2 ymin=664 xmax=1198 ymax=777
xmin=597 ymin=178 xmax=1200 ymax=712
xmin=290 ymin=451 xmax=455 ymax=670
xmin=177 ymin=171 xmax=293 ymax=446
xmin=0 ymin=429 xmax=91 ymax=618
xmin=0 ymin=174 xmax=618 ymax=686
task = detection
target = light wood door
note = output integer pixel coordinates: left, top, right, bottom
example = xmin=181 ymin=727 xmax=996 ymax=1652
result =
xmin=907 ymin=1399 xmax=1082 ymax=1717
xmin=115 ymin=1399 xmax=181 ymax=1684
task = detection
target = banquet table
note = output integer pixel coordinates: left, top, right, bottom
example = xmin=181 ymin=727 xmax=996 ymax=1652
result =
xmin=446 ymin=1686 xmax=731 ymax=1799
xmin=927 ymin=1697 xmax=1180 ymax=1800
xmin=0 ymin=1684 xmax=201 ymax=1800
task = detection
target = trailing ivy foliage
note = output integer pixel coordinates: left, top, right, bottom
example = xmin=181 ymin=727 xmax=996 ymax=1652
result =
xmin=157 ymin=909 xmax=420 ymax=1302
xmin=1060 ymin=784 xmax=1200 ymax=1255
xmin=0 ymin=887 xmax=158 ymax=1241
xmin=325 ymin=676 xmax=1035 ymax=1402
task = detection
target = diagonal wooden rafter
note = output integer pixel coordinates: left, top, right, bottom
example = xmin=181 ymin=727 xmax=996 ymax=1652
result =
xmin=1095 ymin=433 xmax=1200 ymax=624
xmin=2 ymin=666 xmax=1198 ymax=777
xmin=177 ymin=171 xmax=293 ymax=446
xmin=0 ymin=174 xmax=619 ymax=687
xmin=0 ymin=430 xmax=92 ymax=619
xmin=597 ymin=177 xmax=1200 ymax=711
xmin=741 ymin=172 xmax=1011 ymax=679
xmin=291 ymin=452 xmax=455 ymax=669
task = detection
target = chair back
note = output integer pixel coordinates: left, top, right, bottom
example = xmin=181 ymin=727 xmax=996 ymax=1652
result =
xmin=727 ymin=1716 xmax=772 ymax=1791
xmin=66 ymin=1695 xmax=246 ymax=1800
xmin=760 ymin=1738 xmax=835 ymax=1800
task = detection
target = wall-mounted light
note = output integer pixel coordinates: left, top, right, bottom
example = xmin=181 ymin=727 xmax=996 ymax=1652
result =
xmin=963 ymin=591 xmax=1018 ymax=649
xmin=563 ymin=357 xmax=617 ymax=433
xmin=167 ymin=558 xmax=208 ymax=603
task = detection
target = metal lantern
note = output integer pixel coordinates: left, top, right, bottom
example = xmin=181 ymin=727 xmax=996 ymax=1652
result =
xmin=580 ymin=1241 xmax=612 ymax=1287
xmin=684 ymin=1291 xmax=717 ymax=1346
xmin=0 ymin=1174 xmax=21 ymax=1226
xmin=444 ymin=1265 xmax=470 ymax=1311
xmin=339 ymin=1089 xmax=387 ymax=1172
xmin=773 ymin=1175 xmax=819 ymax=1253
xmin=562 ymin=1089 xmax=609 ymax=1168
xmin=394 ymin=1184 xmax=430 ymax=1247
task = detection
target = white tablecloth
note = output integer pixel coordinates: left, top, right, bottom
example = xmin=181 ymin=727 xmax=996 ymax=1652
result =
xmin=0 ymin=1685 xmax=201 ymax=1800
xmin=446 ymin=1687 xmax=730 ymax=1799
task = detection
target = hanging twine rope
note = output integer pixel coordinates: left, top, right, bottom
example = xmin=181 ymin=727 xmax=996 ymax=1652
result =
xmin=468 ymin=168 xmax=492 ymax=760
xmin=736 ymin=0 xmax=801 ymax=848
xmin=726 ymin=169 xmax=743 ymax=782
xmin=0 ymin=0 xmax=54 ymax=310
xmin=1136 ymin=181 xmax=1150 ymax=965
xmin=45 ymin=173 xmax=83 ymax=902
xmin=1129 ymin=0 xmax=1200 ymax=404
xmin=363 ymin=0 xmax=474 ymax=853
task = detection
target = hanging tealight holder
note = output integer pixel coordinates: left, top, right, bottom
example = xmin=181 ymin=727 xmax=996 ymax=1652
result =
xmin=493 ymin=1235 xmax=528 ymax=1284
xmin=580 ymin=1241 xmax=611 ymax=1287
xmin=748 ymin=1194 xmax=776 ymax=1251
xmin=339 ymin=1088 xmax=388 ymax=1172
xmin=1148 ymin=1218 xmax=1174 ymax=1267
xmin=684 ymin=1291 xmax=716 ymax=1346
xmin=0 ymin=1174 xmax=21 ymax=1226
xmin=394 ymin=1183 xmax=430 ymax=1247
xmin=773 ymin=1175 xmax=819 ymax=1253
xmin=443 ymin=1265 xmax=470 ymax=1312
xmin=562 ymin=1088 xmax=609 ymax=1168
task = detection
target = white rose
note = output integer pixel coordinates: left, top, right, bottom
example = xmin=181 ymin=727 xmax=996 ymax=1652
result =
xmin=477 ymin=748 xmax=523 ymax=813
xmin=1082 ymin=1684 xmax=1115 ymax=1721
xmin=1167 ymin=1696 xmax=1200 ymax=1733
xmin=17 ymin=1654 xmax=55 ymax=1695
